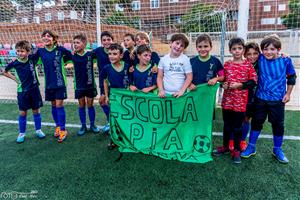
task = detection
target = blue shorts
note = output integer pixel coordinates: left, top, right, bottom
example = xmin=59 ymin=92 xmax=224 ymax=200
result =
xmin=17 ymin=87 xmax=43 ymax=111
xmin=45 ymin=87 xmax=67 ymax=101
xmin=75 ymin=88 xmax=97 ymax=99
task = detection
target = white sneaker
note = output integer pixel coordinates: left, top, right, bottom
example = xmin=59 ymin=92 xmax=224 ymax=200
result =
xmin=16 ymin=133 xmax=26 ymax=143
xmin=36 ymin=130 xmax=46 ymax=139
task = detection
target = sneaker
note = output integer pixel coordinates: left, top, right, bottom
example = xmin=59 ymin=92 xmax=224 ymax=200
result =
xmin=212 ymin=146 xmax=230 ymax=156
xmin=229 ymin=140 xmax=234 ymax=151
xmin=273 ymin=148 xmax=289 ymax=164
xmin=54 ymin=127 xmax=60 ymax=138
xmin=58 ymin=130 xmax=68 ymax=143
xmin=241 ymin=144 xmax=256 ymax=158
xmin=77 ymin=126 xmax=87 ymax=136
xmin=16 ymin=133 xmax=26 ymax=143
xmin=101 ymin=123 xmax=110 ymax=133
xmin=36 ymin=130 xmax=46 ymax=139
xmin=90 ymin=124 xmax=100 ymax=134
xmin=240 ymin=140 xmax=247 ymax=151
xmin=233 ymin=150 xmax=241 ymax=164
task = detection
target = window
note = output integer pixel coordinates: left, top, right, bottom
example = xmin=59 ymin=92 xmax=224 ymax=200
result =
xmin=228 ymin=10 xmax=238 ymax=21
xmin=70 ymin=11 xmax=78 ymax=19
xmin=45 ymin=13 xmax=52 ymax=21
xmin=33 ymin=16 xmax=40 ymax=24
xmin=261 ymin=18 xmax=275 ymax=25
xmin=57 ymin=11 xmax=64 ymax=20
xmin=115 ymin=3 xmax=124 ymax=12
xmin=277 ymin=17 xmax=282 ymax=25
xmin=278 ymin=4 xmax=286 ymax=11
xmin=132 ymin=1 xmax=141 ymax=11
xmin=21 ymin=17 xmax=28 ymax=23
xmin=170 ymin=15 xmax=182 ymax=24
xmin=150 ymin=0 xmax=159 ymax=9
xmin=169 ymin=0 xmax=179 ymax=3
xmin=263 ymin=5 xmax=271 ymax=12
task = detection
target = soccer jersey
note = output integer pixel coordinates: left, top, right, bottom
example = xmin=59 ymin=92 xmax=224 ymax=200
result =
xmin=131 ymin=63 xmax=157 ymax=90
xmin=5 ymin=56 xmax=39 ymax=92
xmin=35 ymin=46 xmax=72 ymax=89
xmin=190 ymin=55 xmax=224 ymax=85
xmin=101 ymin=61 xmax=130 ymax=89
xmin=93 ymin=47 xmax=110 ymax=94
xmin=72 ymin=51 xmax=97 ymax=90
xmin=221 ymin=60 xmax=257 ymax=112
xmin=256 ymin=55 xmax=296 ymax=101
xmin=132 ymin=51 xmax=160 ymax=67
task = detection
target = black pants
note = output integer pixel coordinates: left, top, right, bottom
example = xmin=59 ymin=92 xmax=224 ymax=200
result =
xmin=251 ymin=98 xmax=285 ymax=136
xmin=222 ymin=109 xmax=245 ymax=151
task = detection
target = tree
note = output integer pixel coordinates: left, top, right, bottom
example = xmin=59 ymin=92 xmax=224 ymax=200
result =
xmin=181 ymin=3 xmax=222 ymax=33
xmin=281 ymin=0 xmax=300 ymax=29
xmin=0 ymin=0 xmax=16 ymax=22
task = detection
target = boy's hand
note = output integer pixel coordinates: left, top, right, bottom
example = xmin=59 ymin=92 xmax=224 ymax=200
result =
xmin=129 ymin=66 xmax=134 ymax=73
xmin=158 ymin=89 xmax=166 ymax=98
xmin=280 ymin=52 xmax=289 ymax=58
xmin=173 ymin=90 xmax=185 ymax=98
xmin=99 ymin=94 xmax=107 ymax=106
xmin=129 ymin=51 xmax=135 ymax=60
xmin=282 ymin=94 xmax=290 ymax=103
xmin=188 ymin=83 xmax=196 ymax=91
xmin=151 ymin=66 xmax=158 ymax=73
xmin=208 ymin=77 xmax=218 ymax=86
xmin=105 ymin=96 xmax=109 ymax=105
xmin=142 ymin=87 xmax=151 ymax=93
xmin=130 ymin=85 xmax=138 ymax=92
xmin=229 ymin=82 xmax=242 ymax=89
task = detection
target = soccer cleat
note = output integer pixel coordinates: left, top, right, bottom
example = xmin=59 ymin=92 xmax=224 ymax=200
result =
xmin=212 ymin=146 xmax=230 ymax=156
xmin=54 ymin=127 xmax=60 ymax=138
xmin=229 ymin=140 xmax=234 ymax=151
xmin=77 ymin=126 xmax=87 ymax=136
xmin=36 ymin=130 xmax=46 ymax=139
xmin=233 ymin=150 xmax=241 ymax=164
xmin=58 ymin=130 xmax=68 ymax=143
xmin=273 ymin=148 xmax=289 ymax=164
xmin=90 ymin=124 xmax=100 ymax=134
xmin=101 ymin=123 xmax=110 ymax=133
xmin=240 ymin=140 xmax=247 ymax=151
xmin=16 ymin=133 xmax=26 ymax=143
xmin=241 ymin=144 xmax=256 ymax=158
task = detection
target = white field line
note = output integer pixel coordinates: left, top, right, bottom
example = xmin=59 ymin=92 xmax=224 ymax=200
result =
xmin=0 ymin=119 xmax=300 ymax=141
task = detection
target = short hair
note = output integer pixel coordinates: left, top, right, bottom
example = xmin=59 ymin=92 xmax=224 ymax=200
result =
xmin=73 ymin=34 xmax=87 ymax=43
xmin=228 ymin=37 xmax=245 ymax=49
xmin=15 ymin=40 xmax=31 ymax=52
xmin=244 ymin=42 xmax=261 ymax=55
xmin=260 ymin=34 xmax=281 ymax=50
xmin=170 ymin=33 xmax=189 ymax=48
xmin=124 ymin=33 xmax=135 ymax=41
xmin=42 ymin=29 xmax=58 ymax=45
xmin=135 ymin=31 xmax=150 ymax=43
xmin=196 ymin=34 xmax=212 ymax=47
xmin=108 ymin=43 xmax=123 ymax=54
xmin=101 ymin=31 xmax=114 ymax=40
xmin=136 ymin=44 xmax=151 ymax=55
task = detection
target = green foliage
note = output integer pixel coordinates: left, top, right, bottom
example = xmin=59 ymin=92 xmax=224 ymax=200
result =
xmin=281 ymin=0 xmax=300 ymax=29
xmin=104 ymin=11 xmax=140 ymax=29
xmin=181 ymin=3 xmax=222 ymax=33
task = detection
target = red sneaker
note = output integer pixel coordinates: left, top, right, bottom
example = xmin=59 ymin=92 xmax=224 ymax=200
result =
xmin=240 ymin=140 xmax=247 ymax=151
xmin=229 ymin=140 xmax=234 ymax=151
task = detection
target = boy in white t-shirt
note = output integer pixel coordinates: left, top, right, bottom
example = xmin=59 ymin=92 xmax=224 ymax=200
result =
xmin=157 ymin=33 xmax=193 ymax=98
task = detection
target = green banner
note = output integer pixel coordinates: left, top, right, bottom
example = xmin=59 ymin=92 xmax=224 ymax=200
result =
xmin=110 ymin=83 xmax=219 ymax=163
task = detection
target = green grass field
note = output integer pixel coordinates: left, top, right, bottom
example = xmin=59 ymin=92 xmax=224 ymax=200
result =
xmin=0 ymin=103 xmax=299 ymax=200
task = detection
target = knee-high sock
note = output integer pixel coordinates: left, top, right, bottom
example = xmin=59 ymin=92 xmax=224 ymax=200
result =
xmin=57 ymin=107 xmax=66 ymax=131
xmin=51 ymin=106 xmax=59 ymax=127
xmin=88 ymin=106 xmax=96 ymax=126
xmin=101 ymin=105 xmax=110 ymax=122
xmin=33 ymin=113 xmax=41 ymax=131
xmin=78 ymin=107 xmax=86 ymax=127
xmin=241 ymin=121 xmax=250 ymax=140
xmin=18 ymin=115 xmax=27 ymax=134
xmin=273 ymin=135 xmax=283 ymax=149
xmin=248 ymin=130 xmax=260 ymax=146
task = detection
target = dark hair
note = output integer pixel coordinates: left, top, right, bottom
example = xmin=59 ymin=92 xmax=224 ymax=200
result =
xmin=73 ymin=34 xmax=87 ymax=43
xmin=15 ymin=40 xmax=31 ymax=52
xmin=108 ymin=43 xmax=123 ymax=54
xmin=136 ymin=44 xmax=151 ymax=55
xmin=124 ymin=33 xmax=135 ymax=41
xmin=42 ymin=29 xmax=58 ymax=45
xmin=228 ymin=37 xmax=245 ymax=49
xmin=101 ymin=31 xmax=114 ymax=40
xmin=196 ymin=34 xmax=212 ymax=47
xmin=244 ymin=42 xmax=261 ymax=55
xmin=170 ymin=33 xmax=189 ymax=48
xmin=260 ymin=35 xmax=281 ymax=50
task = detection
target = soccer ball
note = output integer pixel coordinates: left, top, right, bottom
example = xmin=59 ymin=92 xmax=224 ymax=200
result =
xmin=193 ymin=135 xmax=211 ymax=153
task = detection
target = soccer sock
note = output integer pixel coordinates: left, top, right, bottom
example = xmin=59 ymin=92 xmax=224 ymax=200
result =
xmin=78 ymin=107 xmax=86 ymax=127
xmin=33 ymin=113 xmax=42 ymax=131
xmin=51 ymin=106 xmax=59 ymax=127
xmin=101 ymin=105 xmax=110 ymax=122
xmin=229 ymin=132 xmax=234 ymax=140
xmin=248 ymin=130 xmax=260 ymax=146
xmin=273 ymin=135 xmax=283 ymax=149
xmin=241 ymin=121 xmax=250 ymax=140
xmin=18 ymin=115 xmax=27 ymax=134
xmin=57 ymin=106 xmax=66 ymax=131
xmin=88 ymin=106 xmax=96 ymax=127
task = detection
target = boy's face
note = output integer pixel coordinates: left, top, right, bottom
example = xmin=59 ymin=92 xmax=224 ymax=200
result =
xmin=196 ymin=41 xmax=212 ymax=58
xmin=137 ymin=51 xmax=151 ymax=66
xmin=245 ymin=48 xmax=259 ymax=64
xmin=135 ymin=36 xmax=148 ymax=46
xmin=101 ymin=36 xmax=113 ymax=49
xmin=108 ymin=49 xmax=123 ymax=65
xmin=73 ymin=39 xmax=86 ymax=53
xmin=42 ymin=33 xmax=54 ymax=47
xmin=230 ymin=44 xmax=244 ymax=60
xmin=16 ymin=48 xmax=30 ymax=60
xmin=262 ymin=44 xmax=279 ymax=60
xmin=170 ymin=40 xmax=185 ymax=57
xmin=124 ymin=36 xmax=135 ymax=49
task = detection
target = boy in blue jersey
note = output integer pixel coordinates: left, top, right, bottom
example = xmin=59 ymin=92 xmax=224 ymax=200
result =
xmin=34 ymin=30 xmax=72 ymax=143
xmin=129 ymin=44 xmax=157 ymax=93
xmin=72 ymin=34 xmax=100 ymax=136
xmin=101 ymin=43 xmax=130 ymax=150
xmin=241 ymin=35 xmax=297 ymax=163
xmin=122 ymin=33 xmax=136 ymax=67
xmin=3 ymin=41 xmax=45 ymax=143
xmin=93 ymin=31 xmax=113 ymax=133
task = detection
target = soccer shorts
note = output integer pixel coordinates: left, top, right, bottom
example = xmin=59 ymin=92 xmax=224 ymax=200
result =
xmin=45 ymin=87 xmax=67 ymax=101
xmin=17 ymin=87 xmax=43 ymax=111
xmin=75 ymin=88 xmax=98 ymax=99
